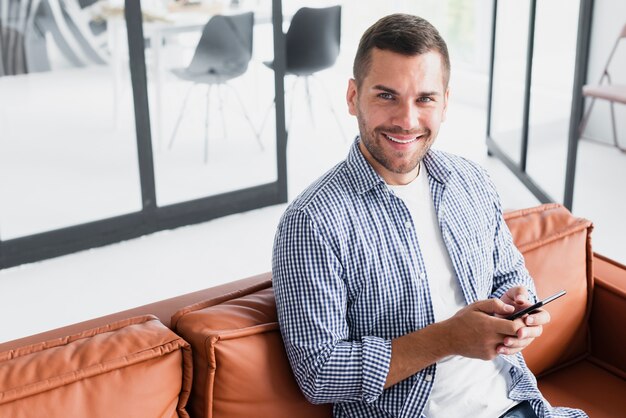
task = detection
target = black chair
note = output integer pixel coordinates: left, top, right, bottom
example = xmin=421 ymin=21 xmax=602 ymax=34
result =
xmin=168 ymin=12 xmax=262 ymax=163
xmin=261 ymin=5 xmax=345 ymax=140
xmin=284 ymin=5 xmax=341 ymax=76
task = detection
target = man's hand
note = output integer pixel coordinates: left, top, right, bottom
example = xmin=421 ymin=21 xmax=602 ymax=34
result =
xmin=385 ymin=291 xmax=550 ymax=388
xmin=441 ymin=298 xmax=524 ymax=361
xmin=497 ymin=286 xmax=551 ymax=355
xmin=385 ymin=298 xmax=521 ymax=388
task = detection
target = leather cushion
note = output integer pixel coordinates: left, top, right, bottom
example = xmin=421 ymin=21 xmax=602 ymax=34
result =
xmin=504 ymin=204 xmax=593 ymax=375
xmin=538 ymin=360 xmax=626 ymax=417
xmin=173 ymin=285 xmax=332 ymax=418
xmin=0 ymin=315 xmax=192 ymax=418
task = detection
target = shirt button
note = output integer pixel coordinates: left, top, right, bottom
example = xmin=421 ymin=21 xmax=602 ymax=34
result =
xmin=424 ymin=374 xmax=433 ymax=382
xmin=404 ymin=220 xmax=412 ymax=229
xmin=419 ymin=272 xmax=426 ymax=280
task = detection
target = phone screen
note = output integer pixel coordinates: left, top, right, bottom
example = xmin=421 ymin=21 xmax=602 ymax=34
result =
xmin=506 ymin=290 xmax=566 ymax=320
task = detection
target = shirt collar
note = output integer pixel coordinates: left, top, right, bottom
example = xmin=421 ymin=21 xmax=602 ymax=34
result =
xmin=346 ymin=136 xmax=453 ymax=194
xmin=422 ymin=148 xmax=452 ymax=185
xmin=346 ymin=137 xmax=386 ymax=195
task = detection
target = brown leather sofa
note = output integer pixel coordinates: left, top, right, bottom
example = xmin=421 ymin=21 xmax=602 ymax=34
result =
xmin=1 ymin=203 xmax=625 ymax=417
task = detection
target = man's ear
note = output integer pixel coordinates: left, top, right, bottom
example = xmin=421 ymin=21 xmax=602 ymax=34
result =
xmin=347 ymin=78 xmax=358 ymax=116
xmin=441 ymin=87 xmax=450 ymax=122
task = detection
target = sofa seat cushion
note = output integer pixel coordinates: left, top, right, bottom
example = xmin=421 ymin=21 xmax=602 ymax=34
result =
xmin=538 ymin=360 xmax=626 ymax=417
xmin=0 ymin=315 xmax=192 ymax=418
xmin=173 ymin=285 xmax=332 ymax=418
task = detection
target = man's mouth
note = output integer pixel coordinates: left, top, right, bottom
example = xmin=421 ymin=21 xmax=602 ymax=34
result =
xmin=382 ymin=133 xmax=422 ymax=144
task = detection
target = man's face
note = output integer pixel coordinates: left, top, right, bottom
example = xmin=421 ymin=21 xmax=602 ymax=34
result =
xmin=347 ymin=48 xmax=449 ymax=185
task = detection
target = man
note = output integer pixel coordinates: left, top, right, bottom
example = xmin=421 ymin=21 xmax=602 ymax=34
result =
xmin=272 ymin=14 xmax=586 ymax=418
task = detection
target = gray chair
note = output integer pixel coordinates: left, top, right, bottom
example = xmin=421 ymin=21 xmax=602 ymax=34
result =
xmin=578 ymin=22 xmax=626 ymax=152
xmin=168 ymin=12 xmax=262 ymax=163
xmin=261 ymin=5 xmax=345 ymax=140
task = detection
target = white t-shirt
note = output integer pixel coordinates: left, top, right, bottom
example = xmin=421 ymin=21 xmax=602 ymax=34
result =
xmin=388 ymin=165 xmax=517 ymax=418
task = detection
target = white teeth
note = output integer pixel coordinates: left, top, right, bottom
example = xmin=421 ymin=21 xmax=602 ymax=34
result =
xmin=385 ymin=134 xmax=417 ymax=144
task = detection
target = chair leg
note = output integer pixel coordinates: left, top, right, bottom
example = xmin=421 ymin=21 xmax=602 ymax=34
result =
xmin=217 ymin=84 xmax=227 ymax=139
xmin=578 ymin=97 xmax=597 ymax=138
xmin=313 ymin=75 xmax=349 ymax=142
xmin=168 ymin=83 xmax=195 ymax=150
xmin=258 ymin=97 xmax=276 ymax=140
xmin=304 ymin=76 xmax=315 ymax=128
xmin=287 ymin=77 xmax=299 ymax=137
xmin=226 ymin=82 xmax=264 ymax=151
xmin=609 ymin=101 xmax=625 ymax=152
xmin=204 ymin=84 xmax=212 ymax=164
xmin=258 ymin=77 xmax=299 ymax=140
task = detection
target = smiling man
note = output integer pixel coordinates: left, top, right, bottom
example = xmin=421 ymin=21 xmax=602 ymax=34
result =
xmin=272 ymin=14 xmax=586 ymax=418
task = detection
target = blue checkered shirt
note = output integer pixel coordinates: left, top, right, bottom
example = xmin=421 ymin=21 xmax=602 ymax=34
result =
xmin=272 ymin=139 xmax=587 ymax=418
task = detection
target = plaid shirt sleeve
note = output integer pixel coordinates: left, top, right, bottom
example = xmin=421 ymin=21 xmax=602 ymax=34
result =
xmin=272 ymin=208 xmax=392 ymax=405
xmin=484 ymin=169 xmax=538 ymax=303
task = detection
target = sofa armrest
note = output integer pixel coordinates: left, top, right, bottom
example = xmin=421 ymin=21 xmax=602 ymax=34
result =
xmin=589 ymin=253 xmax=626 ymax=378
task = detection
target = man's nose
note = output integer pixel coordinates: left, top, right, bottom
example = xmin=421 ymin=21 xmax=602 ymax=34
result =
xmin=391 ymin=101 xmax=418 ymax=131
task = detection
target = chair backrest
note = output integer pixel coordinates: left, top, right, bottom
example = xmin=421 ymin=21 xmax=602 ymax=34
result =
xmin=285 ymin=5 xmax=341 ymax=76
xmin=186 ymin=11 xmax=254 ymax=77
xmin=598 ymin=22 xmax=626 ymax=82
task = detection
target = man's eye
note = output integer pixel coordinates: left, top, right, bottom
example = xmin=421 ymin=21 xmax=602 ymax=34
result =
xmin=418 ymin=97 xmax=433 ymax=103
xmin=378 ymin=93 xmax=394 ymax=100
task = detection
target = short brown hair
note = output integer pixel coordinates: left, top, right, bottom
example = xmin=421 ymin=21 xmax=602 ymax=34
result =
xmin=353 ymin=14 xmax=450 ymax=88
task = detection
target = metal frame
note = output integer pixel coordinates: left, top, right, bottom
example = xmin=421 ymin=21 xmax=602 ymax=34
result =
xmin=0 ymin=0 xmax=288 ymax=269
xmin=564 ymin=0 xmax=595 ymax=209
xmin=486 ymin=0 xmax=594 ymax=210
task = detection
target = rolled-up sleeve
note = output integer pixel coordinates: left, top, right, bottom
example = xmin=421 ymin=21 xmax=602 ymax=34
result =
xmin=484 ymin=173 xmax=537 ymax=302
xmin=272 ymin=208 xmax=392 ymax=404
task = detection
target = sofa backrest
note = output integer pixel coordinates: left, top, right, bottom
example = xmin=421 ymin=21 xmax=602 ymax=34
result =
xmin=171 ymin=204 xmax=593 ymax=417
xmin=503 ymin=203 xmax=593 ymax=375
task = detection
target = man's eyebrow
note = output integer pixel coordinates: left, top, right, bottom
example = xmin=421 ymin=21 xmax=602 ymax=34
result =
xmin=372 ymin=85 xmax=399 ymax=95
xmin=372 ymin=85 xmax=441 ymax=97
xmin=418 ymin=91 xmax=441 ymax=97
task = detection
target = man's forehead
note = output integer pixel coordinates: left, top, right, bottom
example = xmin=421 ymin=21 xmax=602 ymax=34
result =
xmin=369 ymin=47 xmax=443 ymax=61
xmin=362 ymin=49 xmax=447 ymax=91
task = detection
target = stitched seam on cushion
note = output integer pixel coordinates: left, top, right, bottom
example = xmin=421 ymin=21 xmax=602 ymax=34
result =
xmin=514 ymin=220 xmax=592 ymax=254
xmin=0 ymin=315 xmax=159 ymax=362
xmin=202 ymin=322 xmax=279 ymax=341
xmin=171 ymin=280 xmax=272 ymax=329
xmin=503 ymin=203 xmax=562 ymax=220
xmin=204 ymin=334 xmax=220 ymax=418
xmin=0 ymin=338 xmax=188 ymax=404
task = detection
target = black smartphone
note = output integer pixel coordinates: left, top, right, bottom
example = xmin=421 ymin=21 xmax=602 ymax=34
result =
xmin=506 ymin=290 xmax=566 ymax=320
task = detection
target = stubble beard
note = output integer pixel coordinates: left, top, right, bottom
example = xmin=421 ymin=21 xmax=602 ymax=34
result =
xmin=357 ymin=108 xmax=433 ymax=175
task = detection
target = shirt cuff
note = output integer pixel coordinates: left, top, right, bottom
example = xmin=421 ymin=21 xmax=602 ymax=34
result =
xmin=361 ymin=336 xmax=392 ymax=403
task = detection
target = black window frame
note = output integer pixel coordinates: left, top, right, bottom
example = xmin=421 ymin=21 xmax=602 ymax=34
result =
xmin=485 ymin=0 xmax=594 ymax=210
xmin=0 ymin=0 xmax=287 ymax=269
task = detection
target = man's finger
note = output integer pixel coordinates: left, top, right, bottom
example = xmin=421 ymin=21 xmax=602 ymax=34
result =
xmin=516 ymin=325 xmax=543 ymax=339
xmin=476 ymin=298 xmax=515 ymax=316
xmin=525 ymin=309 xmax=550 ymax=326
xmin=508 ymin=286 xmax=530 ymax=306
xmin=498 ymin=338 xmax=534 ymax=354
